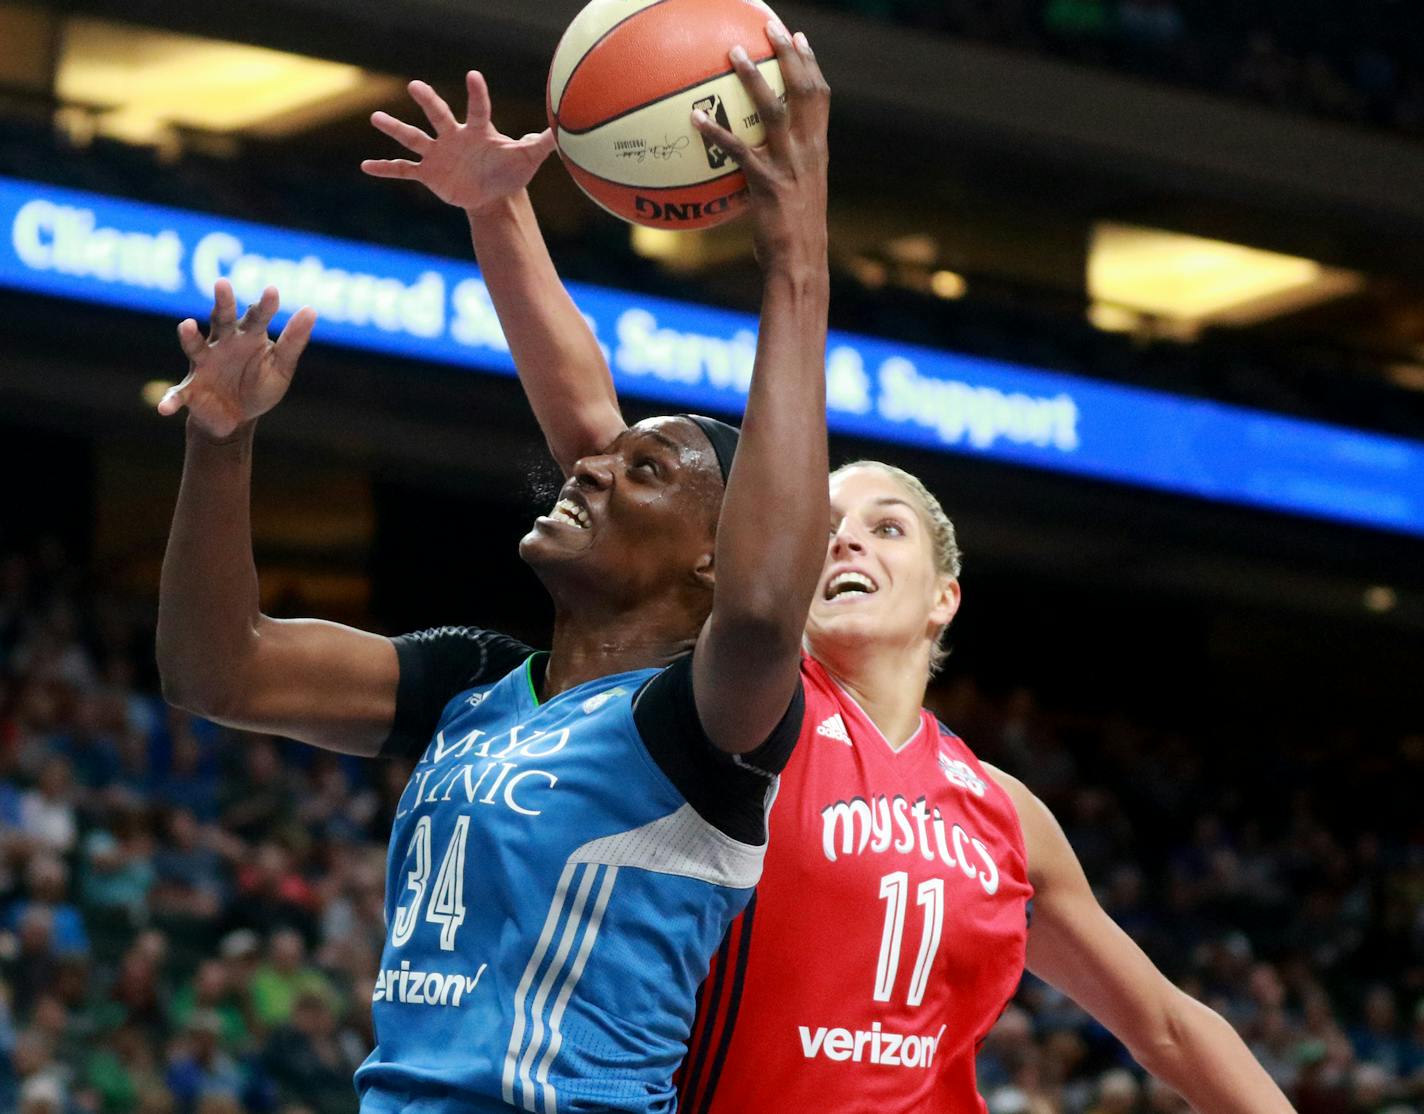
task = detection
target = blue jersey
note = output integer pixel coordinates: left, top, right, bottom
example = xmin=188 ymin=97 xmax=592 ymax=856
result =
xmin=356 ymin=628 xmax=801 ymax=1114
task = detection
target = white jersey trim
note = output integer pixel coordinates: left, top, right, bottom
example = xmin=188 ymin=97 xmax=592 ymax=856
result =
xmin=568 ymin=802 xmax=765 ymax=889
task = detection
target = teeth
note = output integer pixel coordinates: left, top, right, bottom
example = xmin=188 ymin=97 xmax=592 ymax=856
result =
xmin=550 ymin=498 xmax=590 ymax=529
xmin=827 ymin=571 xmax=876 ymax=598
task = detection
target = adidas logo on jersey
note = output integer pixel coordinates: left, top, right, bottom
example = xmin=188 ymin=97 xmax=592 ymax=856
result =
xmin=816 ymin=714 xmax=851 ymax=745
xmin=938 ymin=752 xmax=986 ymax=797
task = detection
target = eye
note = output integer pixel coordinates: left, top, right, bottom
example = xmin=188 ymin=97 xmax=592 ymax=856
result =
xmin=874 ymin=519 xmax=905 ymax=537
xmin=632 ymin=456 xmax=661 ymax=477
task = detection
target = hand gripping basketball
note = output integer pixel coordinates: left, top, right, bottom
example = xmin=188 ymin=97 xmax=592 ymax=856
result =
xmin=361 ymin=73 xmax=557 ymax=213
xmin=158 ymin=281 xmax=316 ymax=441
xmin=692 ymin=21 xmax=830 ymax=269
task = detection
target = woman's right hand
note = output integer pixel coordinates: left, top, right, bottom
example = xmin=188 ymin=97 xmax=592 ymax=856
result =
xmin=361 ymin=72 xmax=557 ymax=214
xmin=158 ymin=280 xmax=317 ymax=441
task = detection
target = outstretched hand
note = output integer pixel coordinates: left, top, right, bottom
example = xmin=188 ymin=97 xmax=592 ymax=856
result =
xmin=693 ymin=21 xmax=830 ymax=270
xmin=361 ymin=72 xmax=558 ymax=213
xmin=159 ymin=280 xmax=316 ymax=441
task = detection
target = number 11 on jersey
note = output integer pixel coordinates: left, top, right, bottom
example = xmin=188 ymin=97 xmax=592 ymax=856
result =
xmin=874 ymin=871 xmax=945 ymax=1007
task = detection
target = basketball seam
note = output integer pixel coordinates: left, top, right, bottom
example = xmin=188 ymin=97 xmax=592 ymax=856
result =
xmin=553 ymin=0 xmax=680 ymax=118
xmin=564 ymin=159 xmax=746 ymax=192
xmin=556 ymin=54 xmax=778 ymax=137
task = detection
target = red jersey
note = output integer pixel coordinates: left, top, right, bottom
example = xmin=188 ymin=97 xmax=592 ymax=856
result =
xmin=677 ymin=657 xmax=1033 ymax=1113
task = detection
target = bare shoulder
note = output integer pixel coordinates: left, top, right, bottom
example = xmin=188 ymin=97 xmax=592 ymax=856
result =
xmin=980 ymin=761 xmax=1039 ymax=818
xmin=979 ymin=762 xmax=1080 ymax=891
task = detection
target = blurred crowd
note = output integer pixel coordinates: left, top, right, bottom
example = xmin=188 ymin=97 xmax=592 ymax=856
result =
xmin=1 ymin=533 xmax=1420 ymax=1114
xmin=815 ymin=0 xmax=1424 ymax=137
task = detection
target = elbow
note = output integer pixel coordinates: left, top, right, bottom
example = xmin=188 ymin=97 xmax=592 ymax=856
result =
xmin=1129 ymin=990 xmax=1197 ymax=1081
xmin=157 ymin=665 xmax=225 ymax=720
xmin=156 ymin=644 xmax=244 ymax=722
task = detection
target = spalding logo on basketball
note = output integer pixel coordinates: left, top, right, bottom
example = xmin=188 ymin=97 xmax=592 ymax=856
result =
xmin=548 ymin=0 xmax=787 ymax=230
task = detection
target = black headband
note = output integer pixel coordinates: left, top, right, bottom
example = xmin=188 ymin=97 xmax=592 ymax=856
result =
xmin=682 ymin=414 xmax=741 ymax=484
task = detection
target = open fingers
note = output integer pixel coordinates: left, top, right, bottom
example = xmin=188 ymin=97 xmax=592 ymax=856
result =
xmin=360 ymin=158 xmax=422 ymax=181
xmin=465 ymin=71 xmax=493 ymax=130
xmin=692 ymin=108 xmax=762 ymax=180
xmin=272 ymin=307 xmax=318 ymax=380
xmin=515 ymin=128 xmax=557 ymax=161
xmin=177 ymin=318 xmax=205 ymax=361
xmin=784 ymin=29 xmax=830 ymax=138
xmin=729 ymin=43 xmax=788 ymax=156
xmin=371 ymin=110 xmax=433 ymax=156
xmin=208 ymin=280 xmax=238 ymax=341
xmin=156 ymin=370 xmax=195 ymax=417
xmin=239 ymin=286 xmax=280 ymax=335
xmin=407 ymin=80 xmax=458 ymax=136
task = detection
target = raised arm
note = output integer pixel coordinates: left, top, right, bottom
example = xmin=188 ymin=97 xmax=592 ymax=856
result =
xmin=156 ymin=282 xmax=399 ymax=757
xmin=689 ymin=25 xmax=832 ymax=753
xmin=362 ymin=73 xmax=626 ymax=474
xmin=985 ymin=765 xmax=1297 ymax=1114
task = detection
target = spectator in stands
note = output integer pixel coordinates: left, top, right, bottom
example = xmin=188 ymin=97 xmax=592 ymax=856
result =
xmin=80 ymin=799 xmax=156 ymax=923
xmin=8 ymin=854 xmax=88 ymax=956
xmin=149 ymin=807 xmax=228 ymax=924
xmin=84 ymin=1022 xmax=169 ymax=1114
xmin=1089 ymin=1068 xmax=1141 ymax=1114
xmin=232 ymin=843 xmax=316 ymax=938
xmin=3 ymin=906 xmax=63 ymax=1016
xmin=97 ymin=935 xmax=168 ymax=1040
xmin=163 ymin=1010 xmax=244 ymax=1114
xmin=6 ymin=1029 xmax=67 ymax=1112
xmin=170 ymin=960 xmax=251 ymax=1055
xmin=261 ymin=990 xmax=358 ymax=1114
xmin=156 ymin=727 xmax=219 ymax=822
xmin=17 ymin=757 xmax=78 ymax=855
xmin=247 ymin=929 xmax=335 ymax=1033
xmin=218 ymin=738 xmax=295 ymax=844
xmin=1352 ymin=986 xmax=1405 ymax=1075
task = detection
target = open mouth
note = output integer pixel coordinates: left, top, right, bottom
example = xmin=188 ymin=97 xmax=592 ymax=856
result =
xmin=823 ymin=570 xmax=879 ymax=601
xmin=546 ymin=497 xmax=591 ymax=530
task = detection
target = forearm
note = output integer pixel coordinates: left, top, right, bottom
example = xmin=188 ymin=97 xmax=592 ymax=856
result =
xmin=467 ymin=193 xmax=624 ymax=472
xmin=1138 ymin=992 xmax=1295 ymax=1114
xmin=156 ymin=420 xmax=263 ymax=712
xmin=716 ymin=255 xmax=830 ymax=630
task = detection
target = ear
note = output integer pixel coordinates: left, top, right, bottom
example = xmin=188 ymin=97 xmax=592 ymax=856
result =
xmin=691 ymin=548 xmax=716 ymax=593
xmin=929 ymin=576 xmax=960 ymax=628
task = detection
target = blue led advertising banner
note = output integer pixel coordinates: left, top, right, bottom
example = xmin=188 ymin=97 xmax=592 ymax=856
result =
xmin=2 ymin=174 xmax=1421 ymax=538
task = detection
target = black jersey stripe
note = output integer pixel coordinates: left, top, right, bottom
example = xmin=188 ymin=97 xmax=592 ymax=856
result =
xmin=680 ymin=915 xmax=737 ymax=1107
xmin=692 ymin=892 xmax=757 ymax=1114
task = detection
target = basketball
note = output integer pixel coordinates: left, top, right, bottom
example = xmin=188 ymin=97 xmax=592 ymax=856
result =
xmin=547 ymin=0 xmax=787 ymax=230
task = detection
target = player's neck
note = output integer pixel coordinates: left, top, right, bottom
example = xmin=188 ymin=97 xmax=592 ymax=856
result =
xmin=817 ymin=644 xmax=929 ymax=751
xmin=542 ymin=607 xmax=696 ymax=699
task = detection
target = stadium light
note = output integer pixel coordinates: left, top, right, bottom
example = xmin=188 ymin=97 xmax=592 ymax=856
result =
xmin=55 ymin=18 xmax=400 ymax=145
xmin=1363 ymin=585 xmax=1398 ymax=613
xmin=930 ymin=270 xmax=967 ymax=300
xmin=1088 ymin=223 xmax=1362 ymax=333
xmin=141 ymin=380 xmax=174 ymax=408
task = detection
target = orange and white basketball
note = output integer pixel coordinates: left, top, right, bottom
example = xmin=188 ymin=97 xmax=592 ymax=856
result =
xmin=547 ymin=0 xmax=786 ymax=230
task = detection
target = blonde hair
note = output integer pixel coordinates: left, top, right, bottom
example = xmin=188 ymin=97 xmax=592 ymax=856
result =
xmin=831 ymin=460 xmax=962 ymax=675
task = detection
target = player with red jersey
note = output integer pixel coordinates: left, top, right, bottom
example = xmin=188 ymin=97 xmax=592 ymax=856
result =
xmin=677 ymin=646 xmax=1032 ymax=1112
xmin=674 ymin=461 xmax=1292 ymax=1114
xmin=363 ymin=43 xmax=1296 ymax=1114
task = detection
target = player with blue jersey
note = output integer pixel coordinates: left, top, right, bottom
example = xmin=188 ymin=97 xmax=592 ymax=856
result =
xmin=155 ymin=21 xmax=830 ymax=1113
